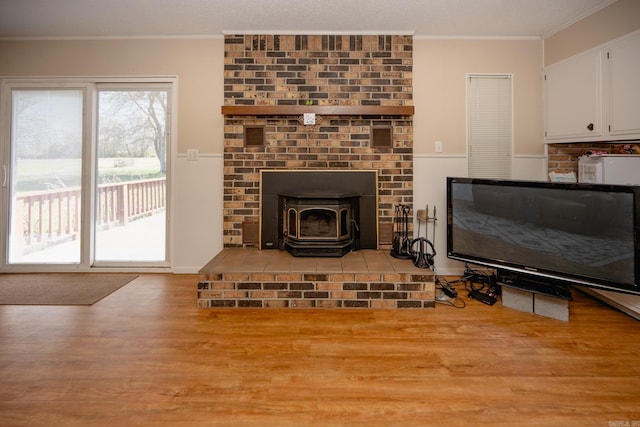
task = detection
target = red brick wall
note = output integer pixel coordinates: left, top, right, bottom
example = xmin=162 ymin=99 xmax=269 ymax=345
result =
xmin=223 ymin=35 xmax=414 ymax=247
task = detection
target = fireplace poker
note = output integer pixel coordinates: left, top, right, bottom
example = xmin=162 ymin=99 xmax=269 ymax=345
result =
xmin=392 ymin=205 xmax=402 ymax=256
xmin=391 ymin=204 xmax=412 ymax=259
xmin=401 ymin=205 xmax=412 ymax=257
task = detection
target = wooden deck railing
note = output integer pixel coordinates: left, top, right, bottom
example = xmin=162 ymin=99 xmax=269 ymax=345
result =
xmin=14 ymin=177 xmax=166 ymax=248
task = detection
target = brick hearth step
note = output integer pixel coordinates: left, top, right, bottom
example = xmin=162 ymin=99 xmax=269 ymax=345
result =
xmin=197 ymin=248 xmax=435 ymax=309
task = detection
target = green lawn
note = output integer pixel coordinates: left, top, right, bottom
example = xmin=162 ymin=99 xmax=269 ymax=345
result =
xmin=15 ymin=158 xmax=163 ymax=192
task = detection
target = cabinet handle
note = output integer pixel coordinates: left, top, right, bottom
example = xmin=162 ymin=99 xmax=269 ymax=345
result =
xmin=587 ymin=123 xmax=594 ymax=131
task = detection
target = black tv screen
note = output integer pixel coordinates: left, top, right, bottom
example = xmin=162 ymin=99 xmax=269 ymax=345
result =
xmin=446 ymin=177 xmax=640 ymax=295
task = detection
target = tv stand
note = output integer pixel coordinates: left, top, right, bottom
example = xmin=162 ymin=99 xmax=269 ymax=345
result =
xmin=497 ymin=271 xmax=572 ymax=321
xmin=497 ymin=272 xmax=572 ymax=301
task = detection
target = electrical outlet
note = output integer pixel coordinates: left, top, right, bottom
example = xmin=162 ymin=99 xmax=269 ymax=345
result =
xmin=303 ymin=113 xmax=316 ymax=125
xmin=186 ymin=149 xmax=199 ymax=161
xmin=435 ymin=140 xmax=443 ymax=153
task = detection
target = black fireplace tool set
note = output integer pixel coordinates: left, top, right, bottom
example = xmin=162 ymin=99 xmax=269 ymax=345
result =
xmin=390 ymin=204 xmax=437 ymax=269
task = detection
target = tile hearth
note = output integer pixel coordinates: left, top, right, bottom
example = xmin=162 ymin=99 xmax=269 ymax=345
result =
xmin=198 ymin=248 xmax=435 ymax=309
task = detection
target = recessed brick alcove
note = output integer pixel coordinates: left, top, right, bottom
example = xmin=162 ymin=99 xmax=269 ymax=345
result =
xmin=197 ymin=33 xmax=435 ymax=309
xmin=547 ymin=142 xmax=640 ymax=176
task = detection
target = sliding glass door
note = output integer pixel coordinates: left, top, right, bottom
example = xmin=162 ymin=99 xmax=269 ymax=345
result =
xmin=6 ymin=88 xmax=85 ymax=264
xmin=94 ymin=88 xmax=168 ymax=264
xmin=1 ymin=80 xmax=172 ymax=269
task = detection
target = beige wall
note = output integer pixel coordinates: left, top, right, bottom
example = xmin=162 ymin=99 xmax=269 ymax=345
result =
xmin=544 ymin=0 xmax=640 ymax=66
xmin=1 ymin=36 xmax=545 ymax=156
xmin=413 ymin=38 xmax=544 ymax=156
xmin=0 ymin=38 xmax=224 ymax=154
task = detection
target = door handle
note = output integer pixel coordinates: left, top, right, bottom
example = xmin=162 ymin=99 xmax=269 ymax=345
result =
xmin=2 ymin=164 xmax=6 ymax=187
xmin=587 ymin=123 xmax=594 ymax=131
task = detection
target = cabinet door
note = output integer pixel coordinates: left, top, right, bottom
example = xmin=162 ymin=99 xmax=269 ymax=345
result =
xmin=608 ymin=31 xmax=640 ymax=137
xmin=544 ymin=49 xmax=602 ymax=141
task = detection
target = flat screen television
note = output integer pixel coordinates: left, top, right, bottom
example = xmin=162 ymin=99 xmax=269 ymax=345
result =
xmin=446 ymin=177 xmax=640 ymax=296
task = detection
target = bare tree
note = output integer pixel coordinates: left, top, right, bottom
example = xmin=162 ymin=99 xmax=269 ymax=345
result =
xmin=99 ymin=90 xmax=167 ymax=173
xmin=126 ymin=91 xmax=167 ymax=173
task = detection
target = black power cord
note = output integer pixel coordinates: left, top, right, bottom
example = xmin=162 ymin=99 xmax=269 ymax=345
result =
xmin=435 ymin=276 xmax=466 ymax=308
xmin=460 ymin=265 xmax=500 ymax=305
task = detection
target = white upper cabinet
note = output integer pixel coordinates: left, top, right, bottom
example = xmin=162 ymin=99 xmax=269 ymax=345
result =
xmin=544 ymin=49 xmax=602 ymax=140
xmin=608 ymin=31 xmax=640 ymax=137
xmin=544 ymin=30 xmax=640 ymax=143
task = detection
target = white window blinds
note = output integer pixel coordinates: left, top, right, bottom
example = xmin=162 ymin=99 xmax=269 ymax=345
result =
xmin=467 ymin=74 xmax=513 ymax=179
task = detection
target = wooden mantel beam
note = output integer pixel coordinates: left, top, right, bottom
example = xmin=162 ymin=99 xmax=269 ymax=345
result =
xmin=221 ymin=105 xmax=414 ymax=116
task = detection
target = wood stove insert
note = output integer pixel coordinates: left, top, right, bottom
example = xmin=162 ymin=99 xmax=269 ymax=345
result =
xmin=283 ymin=193 xmax=359 ymax=257
xmin=260 ymin=170 xmax=378 ymax=256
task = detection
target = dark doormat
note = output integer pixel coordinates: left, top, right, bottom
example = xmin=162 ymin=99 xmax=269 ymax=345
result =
xmin=0 ymin=273 xmax=138 ymax=305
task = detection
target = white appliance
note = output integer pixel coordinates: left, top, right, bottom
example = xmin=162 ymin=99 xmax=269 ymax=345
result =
xmin=577 ymin=154 xmax=640 ymax=320
xmin=578 ymin=154 xmax=640 ymax=185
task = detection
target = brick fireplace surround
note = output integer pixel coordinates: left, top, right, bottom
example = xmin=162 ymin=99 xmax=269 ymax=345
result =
xmin=222 ymin=34 xmax=414 ymax=246
xmin=197 ymin=34 xmax=436 ymax=309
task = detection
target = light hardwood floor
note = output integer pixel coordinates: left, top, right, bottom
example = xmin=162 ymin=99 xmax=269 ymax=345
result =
xmin=1 ymin=273 xmax=639 ymax=426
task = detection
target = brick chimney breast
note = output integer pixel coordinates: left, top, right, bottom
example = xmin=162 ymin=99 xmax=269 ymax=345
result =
xmin=223 ymin=34 xmax=413 ymax=247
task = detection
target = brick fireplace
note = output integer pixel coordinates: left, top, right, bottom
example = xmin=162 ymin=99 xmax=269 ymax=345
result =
xmin=222 ymin=34 xmax=414 ymax=248
xmin=197 ymin=34 xmax=434 ymax=309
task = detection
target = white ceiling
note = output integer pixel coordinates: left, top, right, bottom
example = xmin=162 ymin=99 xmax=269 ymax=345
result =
xmin=0 ymin=0 xmax=613 ymax=39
